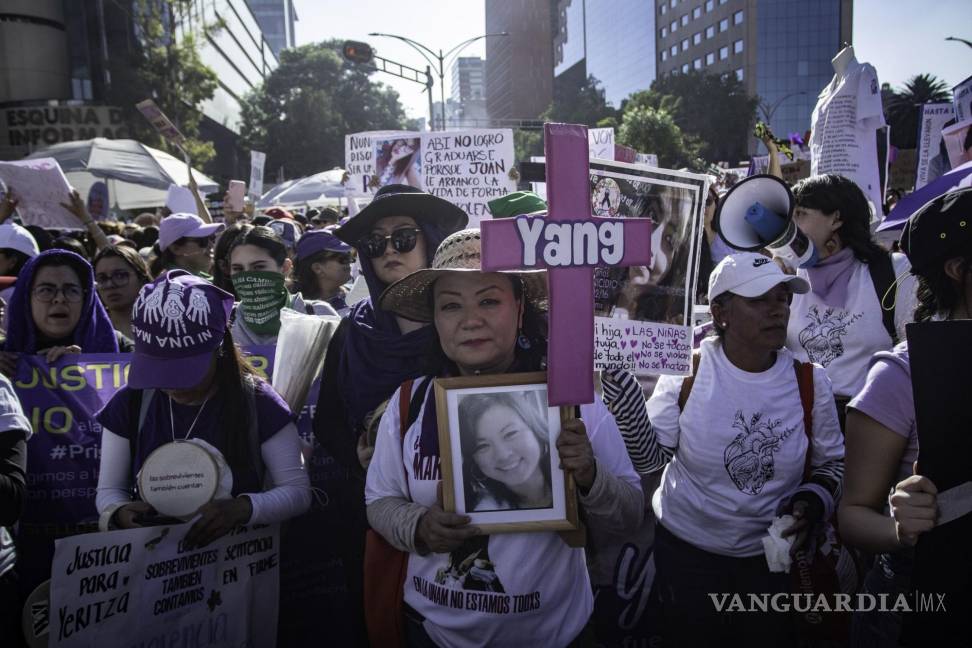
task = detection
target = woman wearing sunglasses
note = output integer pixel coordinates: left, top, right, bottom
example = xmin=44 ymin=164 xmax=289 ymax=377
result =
xmin=93 ymin=245 xmax=153 ymax=340
xmin=293 ymin=228 xmax=354 ymax=316
xmin=312 ymin=184 xmax=467 ymax=643
xmin=0 ymin=249 xmax=129 ymax=377
xmin=150 ymin=213 xmax=224 ymax=278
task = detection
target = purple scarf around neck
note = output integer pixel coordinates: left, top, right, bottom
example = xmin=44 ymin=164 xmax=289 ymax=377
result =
xmin=804 ymin=247 xmax=856 ymax=308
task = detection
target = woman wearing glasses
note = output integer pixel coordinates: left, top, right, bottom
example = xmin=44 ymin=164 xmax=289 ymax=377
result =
xmin=93 ymin=245 xmax=153 ymax=339
xmin=0 ymin=249 xmax=129 ymax=377
xmin=150 ymin=213 xmax=224 ymax=278
xmin=312 ymin=184 xmax=467 ymax=644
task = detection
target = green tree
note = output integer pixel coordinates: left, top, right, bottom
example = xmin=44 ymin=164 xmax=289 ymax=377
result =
xmin=240 ymin=40 xmax=408 ymax=179
xmin=106 ymin=0 xmax=219 ymax=166
xmin=540 ymin=75 xmax=618 ymax=126
xmin=647 ymin=71 xmax=757 ymax=164
xmin=884 ymin=74 xmax=953 ymax=149
xmin=617 ymin=106 xmax=702 ymax=169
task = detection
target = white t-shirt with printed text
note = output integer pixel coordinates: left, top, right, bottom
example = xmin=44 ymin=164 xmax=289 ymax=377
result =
xmin=810 ymin=57 xmax=886 ymax=216
xmin=365 ymin=382 xmax=640 ymax=648
xmin=646 ymin=338 xmax=843 ymax=557
xmin=787 ymin=253 xmax=916 ymax=398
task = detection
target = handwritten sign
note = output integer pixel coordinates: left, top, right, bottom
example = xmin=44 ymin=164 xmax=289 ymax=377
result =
xmin=423 ymin=129 xmax=515 ymax=225
xmin=954 ymin=74 xmax=972 ymax=123
xmin=915 ymin=103 xmax=955 ymax=189
xmin=345 ymin=129 xmax=516 ymax=226
xmin=588 ymin=127 xmax=615 ymax=160
xmin=0 ymin=157 xmax=76 ymax=229
xmin=48 ymin=522 xmax=279 ymax=648
xmin=594 ymin=318 xmax=692 ymax=375
xmin=249 ymin=150 xmax=266 ymax=199
xmin=481 ymin=124 xmax=652 ymax=405
xmin=135 ymin=99 xmax=186 ymax=148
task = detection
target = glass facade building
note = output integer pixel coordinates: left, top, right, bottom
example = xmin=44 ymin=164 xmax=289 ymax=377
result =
xmin=553 ymin=0 xmax=656 ymax=108
xmin=246 ymin=0 xmax=296 ymax=57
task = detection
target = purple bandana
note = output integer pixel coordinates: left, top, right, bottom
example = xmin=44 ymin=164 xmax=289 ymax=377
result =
xmin=805 ymin=247 xmax=856 ymax=308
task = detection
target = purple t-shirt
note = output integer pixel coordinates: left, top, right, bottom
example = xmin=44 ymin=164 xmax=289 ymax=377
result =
xmin=96 ymin=379 xmax=292 ymax=495
xmin=847 ymin=342 xmax=918 ymax=481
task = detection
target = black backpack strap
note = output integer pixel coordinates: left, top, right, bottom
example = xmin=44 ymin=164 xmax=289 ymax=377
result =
xmin=127 ymin=388 xmax=154 ymax=499
xmin=243 ymin=376 xmax=265 ymax=487
xmin=868 ymin=254 xmax=897 ymax=343
xmin=406 ymin=377 xmax=433 ymax=430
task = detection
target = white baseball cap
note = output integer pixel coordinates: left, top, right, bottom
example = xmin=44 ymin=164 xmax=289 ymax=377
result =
xmin=708 ymin=252 xmax=810 ymax=302
xmin=158 ymin=213 xmax=224 ymax=251
xmin=0 ymin=222 xmax=40 ymax=258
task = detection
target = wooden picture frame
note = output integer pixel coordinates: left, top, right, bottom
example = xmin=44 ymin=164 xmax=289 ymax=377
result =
xmin=434 ymin=371 xmax=580 ymax=534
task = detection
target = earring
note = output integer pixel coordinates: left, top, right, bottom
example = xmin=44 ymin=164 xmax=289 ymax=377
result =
xmin=517 ymin=329 xmax=531 ymax=350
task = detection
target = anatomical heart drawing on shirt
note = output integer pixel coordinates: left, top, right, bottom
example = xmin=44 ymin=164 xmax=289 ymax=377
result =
xmin=797 ymin=305 xmax=863 ymax=367
xmin=724 ymin=411 xmax=797 ymax=495
xmin=435 ymin=535 xmax=506 ymax=593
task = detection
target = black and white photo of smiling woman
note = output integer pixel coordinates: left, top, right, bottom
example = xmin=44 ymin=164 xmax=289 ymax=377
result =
xmin=458 ymin=390 xmax=553 ymax=512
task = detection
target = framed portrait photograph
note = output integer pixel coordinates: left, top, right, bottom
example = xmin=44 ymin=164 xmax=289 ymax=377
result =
xmin=434 ymin=372 xmax=579 ymax=534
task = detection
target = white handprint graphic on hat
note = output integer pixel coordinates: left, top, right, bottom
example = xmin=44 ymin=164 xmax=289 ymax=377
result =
xmin=161 ymin=283 xmax=187 ymax=335
xmin=185 ymin=288 xmax=211 ymax=326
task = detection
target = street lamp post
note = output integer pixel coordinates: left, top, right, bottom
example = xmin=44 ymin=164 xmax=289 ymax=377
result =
xmin=758 ymin=91 xmax=808 ymax=128
xmin=368 ymin=31 xmax=508 ymax=130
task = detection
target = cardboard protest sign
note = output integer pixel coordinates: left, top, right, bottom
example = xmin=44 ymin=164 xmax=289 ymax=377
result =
xmin=48 ymin=523 xmax=279 ymax=647
xmin=345 ymin=129 xmax=516 ymax=226
xmin=135 ymin=99 xmax=186 ymax=148
xmin=915 ymin=103 xmax=955 ymax=189
xmin=481 ymin=124 xmax=653 ymax=405
xmin=588 ymin=160 xmax=708 ymax=377
xmin=249 ymin=150 xmax=266 ymax=199
xmin=953 ymin=74 xmax=972 ymax=123
xmin=588 ymin=127 xmax=615 ymax=160
xmin=942 ymin=118 xmax=972 ymax=169
xmin=0 ymin=158 xmax=77 ymax=229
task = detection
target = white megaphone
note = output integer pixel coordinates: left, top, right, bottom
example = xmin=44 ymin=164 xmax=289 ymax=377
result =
xmin=715 ymin=174 xmax=819 ymax=269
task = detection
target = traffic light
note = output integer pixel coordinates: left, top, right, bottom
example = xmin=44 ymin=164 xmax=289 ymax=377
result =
xmin=342 ymin=41 xmax=374 ymax=64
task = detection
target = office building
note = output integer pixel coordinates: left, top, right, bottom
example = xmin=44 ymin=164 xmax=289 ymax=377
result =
xmin=247 ymin=0 xmax=297 ymax=57
xmin=654 ymin=0 xmax=853 ymax=142
xmin=552 ymin=0 xmax=657 ymax=108
xmin=449 ymin=57 xmax=488 ymax=127
xmin=484 ymin=0 xmax=554 ymax=121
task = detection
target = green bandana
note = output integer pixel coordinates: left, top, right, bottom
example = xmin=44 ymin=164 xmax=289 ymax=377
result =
xmin=232 ymin=271 xmax=289 ymax=336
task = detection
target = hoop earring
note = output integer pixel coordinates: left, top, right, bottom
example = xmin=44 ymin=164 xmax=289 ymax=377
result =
xmin=517 ymin=329 xmax=531 ymax=350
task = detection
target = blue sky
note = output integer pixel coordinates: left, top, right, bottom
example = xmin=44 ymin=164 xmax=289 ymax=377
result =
xmin=293 ymin=0 xmax=971 ymax=120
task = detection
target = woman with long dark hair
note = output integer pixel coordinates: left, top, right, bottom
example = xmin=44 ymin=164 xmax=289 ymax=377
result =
xmin=293 ymin=228 xmax=354 ymax=316
xmin=839 ymin=188 xmax=972 ymax=646
xmin=93 ymin=245 xmax=152 ymax=339
xmin=786 ymin=174 xmax=917 ymax=429
xmin=95 ymin=271 xmax=310 ymax=543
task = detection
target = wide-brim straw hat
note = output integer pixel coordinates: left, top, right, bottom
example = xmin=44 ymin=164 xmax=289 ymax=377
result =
xmin=379 ymin=228 xmax=548 ymax=322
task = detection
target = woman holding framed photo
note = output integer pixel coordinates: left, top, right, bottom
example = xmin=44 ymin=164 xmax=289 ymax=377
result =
xmin=366 ymin=229 xmax=643 ymax=648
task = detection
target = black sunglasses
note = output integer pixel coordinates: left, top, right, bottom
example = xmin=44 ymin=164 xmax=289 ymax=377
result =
xmin=356 ymin=227 xmax=422 ymax=259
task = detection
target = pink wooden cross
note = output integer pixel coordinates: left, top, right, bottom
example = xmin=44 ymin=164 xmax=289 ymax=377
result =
xmin=480 ymin=123 xmax=653 ymax=405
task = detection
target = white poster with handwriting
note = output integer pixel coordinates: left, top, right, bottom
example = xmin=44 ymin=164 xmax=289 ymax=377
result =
xmin=0 ymin=157 xmax=77 ymax=229
xmin=588 ymin=127 xmax=615 ymax=160
xmin=915 ymin=103 xmax=955 ymax=189
xmin=49 ymin=523 xmax=279 ymax=648
xmin=249 ymin=151 xmax=266 ymax=199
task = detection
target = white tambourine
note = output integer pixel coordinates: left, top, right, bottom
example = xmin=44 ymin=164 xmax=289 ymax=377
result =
xmin=137 ymin=440 xmax=220 ymax=518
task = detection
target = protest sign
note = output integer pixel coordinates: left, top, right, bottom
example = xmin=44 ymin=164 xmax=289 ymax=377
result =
xmin=135 ymin=99 xmax=186 ymax=148
xmin=588 ymin=159 xmax=708 ymax=377
xmin=889 ymin=148 xmax=917 ymax=192
xmin=346 ymin=129 xmax=516 ymax=226
xmin=481 ymin=124 xmax=653 ymax=405
xmin=588 ymin=127 xmax=615 ymax=160
xmin=942 ymin=118 xmax=972 ymax=168
xmin=953 ymin=74 xmax=972 ymax=123
xmin=48 ymin=522 xmax=279 ymax=648
xmin=0 ymin=158 xmax=77 ymax=229
xmin=249 ymin=151 xmax=266 ymax=199
xmin=422 ymin=129 xmax=515 ymax=224
xmin=86 ymin=181 xmax=109 ymax=221
xmin=915 ymin=103 xmax=956 ymax=189
xmin=634 ymin=153 xmax=658 ymax=167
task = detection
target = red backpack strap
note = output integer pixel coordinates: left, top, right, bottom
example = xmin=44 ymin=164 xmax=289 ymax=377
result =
xmin=677 ymin=350 xmax=703 ymax=411
xmin=793 ymin=360 xmax=815 ymax=480
xmin=398 ymin=379 xmax=414 ymax=442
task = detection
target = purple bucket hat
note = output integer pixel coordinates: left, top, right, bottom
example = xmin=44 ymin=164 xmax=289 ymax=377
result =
xmin=128 ymin=270 xmax=234 ymax=389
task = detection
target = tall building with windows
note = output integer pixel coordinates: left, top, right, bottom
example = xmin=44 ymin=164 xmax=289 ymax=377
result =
xmin=552 ymin=0 xmax=657 ymax=108
xmin=450 ymin=57 xmax=488 ymax=127
xmin=246 ymin=0 xmax=297 ymax=57
xmin=484 ymin=0 xmax=553 ymax=121
xmin=654 ymin=0 xmax=853 ymax=145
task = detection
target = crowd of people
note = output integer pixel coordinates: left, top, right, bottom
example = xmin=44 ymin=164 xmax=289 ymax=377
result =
xmin=0 ymin=158 xmax=968 ymax=647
